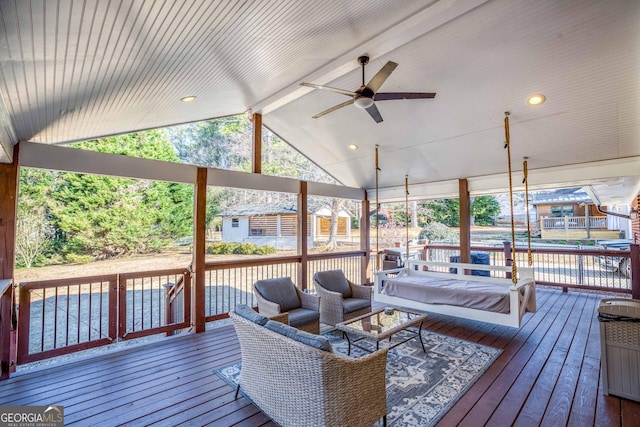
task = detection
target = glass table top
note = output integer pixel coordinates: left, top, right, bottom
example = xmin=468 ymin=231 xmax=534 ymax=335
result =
xmin=338 ymin=308 xmax=427 ymax=336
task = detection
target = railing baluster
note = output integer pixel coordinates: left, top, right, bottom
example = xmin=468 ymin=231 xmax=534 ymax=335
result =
xmin=53 ymin=287 xmax=58 ymax=349
xmin=40 ymin=289 xmax=46 ymax=352
xmin=89 ymin=283 xmax=94 ymax=341
xmin=148 ymin=276 xmax=153 ymax=330
xmin=99 ymin=282 xmax=104 ymax=339
xmin=234 ymin=268 xmax=238 ymax=309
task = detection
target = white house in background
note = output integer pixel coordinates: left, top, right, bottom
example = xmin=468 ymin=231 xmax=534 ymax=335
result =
xmin=218 ymin=202 xmax=352 ymax=250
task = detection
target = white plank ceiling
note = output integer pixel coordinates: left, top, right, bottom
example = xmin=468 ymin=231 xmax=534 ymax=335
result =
xmin=0 ymin=0 xmax=639 ymax=204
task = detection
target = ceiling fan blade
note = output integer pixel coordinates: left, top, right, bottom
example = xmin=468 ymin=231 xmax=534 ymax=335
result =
xmin=374 ymin=92 xmax=437 ymax=101
xmin=312 ymin=99 xmax=355 ymax=119
xmin=366 ymin=61 xmax=398 ymax=93
xmin=365 ymin=103 xmax=383 ymax=123
xmin=300 ymin=82 xmax=356 ymax=97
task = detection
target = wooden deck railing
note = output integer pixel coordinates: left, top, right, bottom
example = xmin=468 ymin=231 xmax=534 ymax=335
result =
xmin=203 ymin=256 xmax=300 ymax=321
xmin=12 ymin=252 xmax=366 ymax=366
xmin=307 ymin=251 xmax=365 ymax=292
xmin=118 ymin=268 xmax=190 ymax=340
xmin=16 ymin=269 xmax=190 ymax=364
xmin=8 ymin=244 xmax=637 ymax=370
xmin=202 ymin=251 xmax=366 ymax=321
xmin=423 ymin=244 xmax=633 ymax=293
xmin=164 ymin=268 xmax=191 ymax=333
xmin=0 ymin=279 xmax=15 ymax=379
xmin=17 ymin=275 xmax=118 ymax=364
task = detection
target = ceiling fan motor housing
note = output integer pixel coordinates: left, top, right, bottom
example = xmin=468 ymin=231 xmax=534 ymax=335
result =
xmin=300 ymin=54 xmax=435 ymax=123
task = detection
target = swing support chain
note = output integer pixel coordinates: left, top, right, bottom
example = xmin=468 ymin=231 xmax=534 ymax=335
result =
xmin=504 ymin=112 xmax=518 ymax=283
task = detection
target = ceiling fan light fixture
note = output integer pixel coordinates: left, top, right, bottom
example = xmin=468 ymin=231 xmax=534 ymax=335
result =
xmin=527 ymin=94 xmax=545 ymax=106
xmin=354 ymin=97 xmax=374 ymax=109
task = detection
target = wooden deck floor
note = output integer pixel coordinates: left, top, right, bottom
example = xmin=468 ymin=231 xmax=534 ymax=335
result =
xmin=1 ymin=288 xmax=639 ymax=426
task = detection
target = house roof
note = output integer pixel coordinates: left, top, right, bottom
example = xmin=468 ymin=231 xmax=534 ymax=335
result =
xmin=219 ymin=204 xmax=297 ymax=217
xmin=1 ymin=0 xmax=639 ymax=204
xmin=531 ymin=188 xmax=592 ymax=205
xmin=218 ymin=202 xmax=350 ymax=217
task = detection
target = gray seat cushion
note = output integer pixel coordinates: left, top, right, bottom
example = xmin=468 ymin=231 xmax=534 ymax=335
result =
xmin=254 ymin=277 xmax=301 ymax=312
xmin=343 ymin=298 xmax=371 ymax=314
xmin=264 ymin=320 xmax=332 ymax=352
xmin=314 ymin=270 xmax=352 ymax=298
xmin=287 ymin=307 xmax=320 ymax=328
xmin=233 ymin=304 xmax=269 ymax=326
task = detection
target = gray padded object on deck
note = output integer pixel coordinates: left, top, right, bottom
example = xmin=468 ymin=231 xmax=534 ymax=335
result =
xmin=342 ymin=298 xmax=371 ymax=314
xmin=254 ymin=277 xmax=301 ymax=312
xmin=264 ymin=320 xmax=332 ymax=352
xmin=233 ymin=304 xmax=269 ymax=325
xmin=287 ymin=307 xmax=320 ymax=327
xmin=313 ymin=270 xmax=352 ymax=298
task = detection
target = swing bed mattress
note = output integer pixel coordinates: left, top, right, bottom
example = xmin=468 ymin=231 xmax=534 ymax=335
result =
xmin=374 ymin=261 xmax=536 ymax=328
xmin=381 ymin=274 xmax=511 ymax=313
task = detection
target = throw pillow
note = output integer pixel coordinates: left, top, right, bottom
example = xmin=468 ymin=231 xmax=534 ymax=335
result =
xmin=264 ymin=320 xmax=333 ymax=353
xmin=234 ymin=304 xmax=269 ymax=326
xmin=254 ymin=277 xmax=301 ymax=312
xmin=314 ymin=270 xmax=352 ymax=298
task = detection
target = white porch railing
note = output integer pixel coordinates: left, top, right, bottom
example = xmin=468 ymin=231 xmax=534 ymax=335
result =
xmin=541 ymin=215 xmax=608 ymax=230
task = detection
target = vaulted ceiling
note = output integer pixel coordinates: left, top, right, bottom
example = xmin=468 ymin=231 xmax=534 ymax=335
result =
xmin=0 ymin=0 xmax=639 ymax=205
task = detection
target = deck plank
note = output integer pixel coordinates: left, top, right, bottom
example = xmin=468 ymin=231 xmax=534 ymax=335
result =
xmin=567 ymin=293 xmax=604 ymax=426
xmin=486 ymin=291 xmax=589 ymax=426
xmin=621 ymin=399 xmax=640 ymax=426
xmin=437 ymin=287 xmax=561 ymax=426
xmin=1 ymin=289 xmax=639 ymax=426
xmin=456 ymin=284 xmax=579 ymax=426
xmin=540 ymin=293 xmax=600 ymax=425
xmin=513 ymin=292 xmax=591 ymax=426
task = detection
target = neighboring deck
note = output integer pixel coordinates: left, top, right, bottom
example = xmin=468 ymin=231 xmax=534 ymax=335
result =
xmin=1 ymin=288 xmax=639 ymax=426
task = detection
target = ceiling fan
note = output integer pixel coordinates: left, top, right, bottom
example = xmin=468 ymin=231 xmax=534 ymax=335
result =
xmin=300 ymin=55 xmax=436 ymax=123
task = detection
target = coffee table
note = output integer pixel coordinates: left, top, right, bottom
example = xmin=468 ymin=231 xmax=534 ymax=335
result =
xmin=335 ymin=308 xmax=428 ymax=355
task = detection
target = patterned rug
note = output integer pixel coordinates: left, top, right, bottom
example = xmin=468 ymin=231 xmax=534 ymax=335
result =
xmin=214 ymin=328 xmax=501 ymax=426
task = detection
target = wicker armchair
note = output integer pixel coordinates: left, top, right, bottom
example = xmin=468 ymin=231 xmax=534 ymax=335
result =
xmin=313 ymin=270 xmax=372 ymax=326
xmin=230 ymin=311 xmax=388 ymax=427
xmin=253 ymin=277 xmax=320 ymax=334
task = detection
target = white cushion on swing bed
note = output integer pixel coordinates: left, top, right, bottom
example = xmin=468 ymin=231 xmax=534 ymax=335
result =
xmin=382 ymin=275 xmax=511 ymax=314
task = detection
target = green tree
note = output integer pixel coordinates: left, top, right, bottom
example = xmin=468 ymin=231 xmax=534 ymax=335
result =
xmin=420 ymin=199 xmax=460 ymax=227
xmin=471 ymin=195 xmax=501 ymax=226
xmin=15 ymin=205 xmax=53 ymax=267
xmin=49 ymin=131 xmax=193 ymax=259
xmin=418 ymin=222 xmax=456 ymax=242
xmin=167 ymin=116 xmax=251 ymax=170
xmin=262 ymin=128 xmax=336 ymax=184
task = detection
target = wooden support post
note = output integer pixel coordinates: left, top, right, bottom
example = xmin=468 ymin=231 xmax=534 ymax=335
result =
xmin=0 ymin=144 xmax=18 ymax=379
xmin=503 ymin=241 xmax=512 ymax=280
xmin=0 ymin=280 xmax=13 ymax=379
xmin=0 ymin=144 xmax=18 ymax=280
xmin=192 ymin=167 xmax=207 ymax=333
xmin=361 ymin=197 xmax=371 ymax=285
xmin=459 ymin=179 xmax=471 ymax=264
xmin=631 ymin=244 xmax=640 ymax=300
xmin=252 ymin=113 xmax=262 ymax=174
xmin=298 ymin=181 xmax=308 ymax=291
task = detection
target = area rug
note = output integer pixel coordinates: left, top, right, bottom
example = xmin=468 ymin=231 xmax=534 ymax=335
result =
xmin=214 ymin=328 xmax=501 ymax=426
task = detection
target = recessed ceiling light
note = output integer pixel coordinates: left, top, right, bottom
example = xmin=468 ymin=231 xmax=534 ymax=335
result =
xmin=180 ymin=96 xmax=197 ymax=102
xmin=527 ymin=94 xmax=546 ymax=106
xmin=348 ymin=144 xmax=359 ymax=150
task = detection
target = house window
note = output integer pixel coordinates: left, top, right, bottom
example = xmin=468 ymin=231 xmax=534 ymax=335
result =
xmin=232 ymin=218 xmax=239 ymax=228
xmin=550 ymin=205 xmax=574 ymax=217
